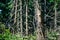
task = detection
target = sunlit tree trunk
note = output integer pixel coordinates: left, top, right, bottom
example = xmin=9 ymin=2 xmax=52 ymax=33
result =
xmin=34 ymin=0 xmax=44 ymax=40
xmin=26 ymin=0 xmax=28 ymax=35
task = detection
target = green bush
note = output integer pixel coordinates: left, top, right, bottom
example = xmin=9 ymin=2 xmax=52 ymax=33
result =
xmin=47 ymin=31 xmax=59 ymax=40
xmin=0 ymin=29 xmax=36 ymax=40
xmin=0 ymin=22 xmax=36 ymax=40
xmin=0 ymin=22 xmax=5 ymax=33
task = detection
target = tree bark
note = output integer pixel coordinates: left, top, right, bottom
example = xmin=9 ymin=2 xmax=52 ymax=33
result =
xmin=14 ymin=0 xmax=17 ymax=24
xmin=26 ymin=1 xmax=28 ymax=35
xmin=19 ymin=0 xmax=23 ymax=36
xmin=54 ymin=0 xmax=57 ymax=31
xmin=34 ymin=0 xmax=44 ymax=40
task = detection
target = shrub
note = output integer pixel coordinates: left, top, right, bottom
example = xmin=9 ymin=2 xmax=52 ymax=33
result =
xmin=47 ymin=31 xmax=59 ymax=40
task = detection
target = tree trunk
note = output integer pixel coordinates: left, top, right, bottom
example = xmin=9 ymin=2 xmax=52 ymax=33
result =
xmin=54 ymin=0 xmax=57 ymax=31
xmin=14 ymin=0 xmax=17 ymax=24
xmin=26 ymin=2 xmax=28 ymax=35
xmin=34 ymin=0 xmax=44 ymax=40
xmin=19 ymin=0 xmax=23 ymax=36
xmin=17 ymin=8 xmax=19 ymax=33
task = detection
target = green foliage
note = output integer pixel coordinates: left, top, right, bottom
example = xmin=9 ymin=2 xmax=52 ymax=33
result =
xmin=6 ymin=0 xmax=13 ymax=10
xmin=49 ymin=0 xmax=60 ymax=3
xmin=28 ymin=34 xmax=36 ymax=40
xmin=0 ymin=22 xmax=5 ymax=33
xmin=0 ymin=29 xmax=36 ymax=40
xmin=0 ymin=0 xmax=13 ymax=22
xmin=0 ymin=3 xmax=5 ymax=8
xmin=0 ymin=22 xmax=5 ymax=29
xmin=0 ymin=29 xmax=11 ymax=40
xmin=47 ymin=31 xmax=59 ymax=40
xmin=49 ymin=0 xmax=54 ymax=3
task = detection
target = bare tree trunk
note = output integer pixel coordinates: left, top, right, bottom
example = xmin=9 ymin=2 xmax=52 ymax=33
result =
xmin=33 ymin=17 xmax=36 ymax=33
xmin=34 ymin=0 xmax=44 ymax=40
xmin=19 ymin=0 xmax=23 ymax=36
xmin=26 ymin=0 xmax=28 ymax=35
xmin=14 ymin=0 xmax=17 ymax=24
xmin=54 ymin=0 xmax=57 ymax=31
xmin=17 ymin=9 xmax=19 ymax=33
xmin=54 ymin=1 xmax=60 ymax=40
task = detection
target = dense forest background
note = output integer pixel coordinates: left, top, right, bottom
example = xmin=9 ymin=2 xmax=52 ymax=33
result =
xmin=0 ymin=0 xmax=60 ymax=40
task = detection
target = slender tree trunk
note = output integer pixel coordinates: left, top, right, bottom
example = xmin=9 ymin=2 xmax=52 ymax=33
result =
xmin=33 ymin=17 xmax=36 ymax=33
xmin=34 ymin=0 xmax=44 ymax=40
xmin=17 ymin=9 xmax=19 ymax=33
xmin=54 ymin=0 xmax=60 ymax=40
xmin=14 ymin=0 xmax=17 ymax=24
xmin=19 ymin=0 xmax=23 ymax=36
xmin=26 ymin=0 xmax=28 ymax=35
xmin=54 ymin=0 xmax=57 ymax=31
